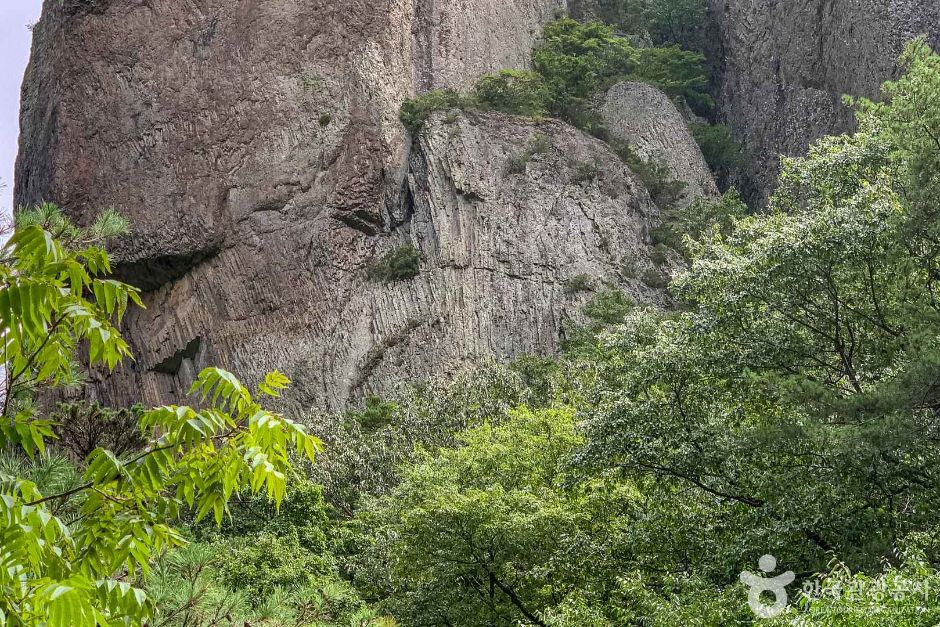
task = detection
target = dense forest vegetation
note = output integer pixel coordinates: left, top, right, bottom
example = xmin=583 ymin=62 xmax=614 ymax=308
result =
xmin=3 ymin=3 xmax=940 ymax=625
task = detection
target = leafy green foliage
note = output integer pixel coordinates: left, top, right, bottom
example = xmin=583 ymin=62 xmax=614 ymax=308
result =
xmin=572 ymin=159 xmax=600 ymax=183
xmin=339 ymin=36 xmax=940 ymax=627
xmin=691 ymin=121 xmax=745 ymax=175
xmin=472 ymin=69 xmax=552 ymax=117
xmin=151 ymin=475 xmax=393 ymax=626
xmin=533 ymin=18 xmax=637 ymax=113
xmin=533 ymin=18 xmax=712 ymax=116
xmin=400 ymin=15 xmax=714 ymax=169
xmin=632 ymin=45 xmax=713 ymax=113
xmin=147 ymin=539 xmax=391 ymax=627
xmin=399 ymin=89 xmax=465 ymax=134
xmin=351 ymin=407 xmax=632 ymax=625
xmin=649 ymin=188 xmax=749 ymax=256
xmin=368 ymin=245 xmax=422 ymax=282
xmin=347 ymin=395 xmax=399 ymax=432
xmin=580 ymin=41 xmax=940 ymax=578
xmin=584 ymin=0 xmax=707 ymax=47
xmin=305 ymin=364 xmax=539 ymax=515
xmin=562 ymin=286 xmax=636 ymax=354
xmin=610 ymin=139 xmax=687 ymax=206
xmin=581 ymin=0 xmax=648 ymax=37
xmin=507 ymin=132 xmax=552 ymax=174
xmin=0 ymin=207 xmax=322 ymax=626
xmin=564 ymin=273 xmax=595 ymax=294
xmin=769 ymin=553 xmax=940 ymax=626
xmin=643 ymin=0 xmax=707 ymax=46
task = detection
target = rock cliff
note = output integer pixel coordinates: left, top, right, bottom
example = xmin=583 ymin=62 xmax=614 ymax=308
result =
xmin=707 ymin=0 xmax=940 ymax=203
xmin=598 ymin=81 xmax=717 ymax=205
xmin=16 ymin=0 xmax=675 ymax=409
xmin=20 ymin=0 xmax=935 ymax=408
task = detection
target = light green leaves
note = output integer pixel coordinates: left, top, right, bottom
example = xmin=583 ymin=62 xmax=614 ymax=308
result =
xmin=257 ymin=369 xmax=290 ymax=398
xmin=0 ymin=207 xmax=323 ymax=626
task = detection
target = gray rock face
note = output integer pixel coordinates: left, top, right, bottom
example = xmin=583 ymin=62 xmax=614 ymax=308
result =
xmin=16 ymin=0 xmax=565 ymax=289
xmin=67 ymin=111 xmax=664 ymax=411
xmin=598 ymin=81 xmax=718 ymax=206
xmin=708 ymin=0 xmax=940 ymax=204
xmin=16 ymin=0 xmax=677 ymax=410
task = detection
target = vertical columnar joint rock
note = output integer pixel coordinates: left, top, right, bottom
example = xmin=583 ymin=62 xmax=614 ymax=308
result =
xmin=598 ymin=81 xmax=718 ymax=206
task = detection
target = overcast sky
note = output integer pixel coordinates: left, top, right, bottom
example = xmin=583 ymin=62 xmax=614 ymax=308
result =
xmin=1 ymin=1 xmax=44 ymax=215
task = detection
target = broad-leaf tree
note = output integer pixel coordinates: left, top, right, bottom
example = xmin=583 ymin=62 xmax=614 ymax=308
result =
xmin=581 ymin=39 xmax=940 ymax=574
xmin=0 ymin=205 xmax=322 ymax=626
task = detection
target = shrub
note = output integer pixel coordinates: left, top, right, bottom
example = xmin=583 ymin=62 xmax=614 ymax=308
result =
xmin=644 ymin=189 xmax=748 ymax=260
xmin=644 ymin=0 xmax=707 ymax=46
xmin=216 ymin=532 xmax=332 ymax=601
xmin=563 ymin=286 xmax=637 ymax=353
xmin=583 ymin=286 xmax=635 ymax=323
xmin=587 ymin=0 xmax=648 ymax=35
xmin=641 ymin=267 xmax=669 ymax=288
xmin=678 ymin=188 xmax=748 ymax=240
xmin=631 ymin=45 xmax=713 ymax=114
xmin=613 ymin=141 xmax=687 ymax=207
xmin=369 ymin=245 xmax=422 ymax=282
xmin=507 ymin=132 xmax=552 ymax=174
xmin=400 ymin=89 xmax=464 ymax=134
xmin=507 ymin=155 xmax=529 ymax=174
xmin=529 ymin=131 xmax=551 ymax=155
xmin=690 ymin=122 xmax=745 ymax=173
xmin=472 ymin=69 xmax=551 ymax=117
xmin=565 ymin=273 xmax=595 ymax=294
xmin=573 ymin=160 xmax=600 ymax=183
xmin=348 ymin=395 xmax=399 ymax=432
xmin=319 ymin=112 xmax=332 ymax=127
xmin=650 ymin=243 xmax=670 ymax=266
xmin=533 ymin=18 xmax=637 ymax=114
xmin=621 ymin=258 xmax=638 ymax=278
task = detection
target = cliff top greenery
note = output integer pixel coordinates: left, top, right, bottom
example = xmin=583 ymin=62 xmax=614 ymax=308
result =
xmin=399 ymin=16 xmax=713 ymax=135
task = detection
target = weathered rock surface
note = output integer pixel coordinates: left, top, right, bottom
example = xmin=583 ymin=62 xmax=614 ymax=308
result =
xmin=64 ymin=111 xmax=665 ymax=411
xmin=598 ymin=81 xmax=718 ymax=206
xmin=15 ymin=0 xmax=686 ymax=411
xmin=16 ymin=0 xmax=566 ymax=289
xmin=18 ymin=0 xmax=613 ymax=409
xmin=24 ymin=0 xmax=933 ymax=409
xmin=707 ymin=0 xmax=940 ymax=204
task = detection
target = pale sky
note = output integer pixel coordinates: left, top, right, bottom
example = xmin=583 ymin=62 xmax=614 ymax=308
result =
xmin=1 ymin=1 xmax=44 ymax=215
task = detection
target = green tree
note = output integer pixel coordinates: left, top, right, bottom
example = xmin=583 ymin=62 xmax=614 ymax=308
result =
xmin=580 ymin=40 xmax=940 ymax=578
xmin=399 ymin=89 xmax=465 ymax=134
xmin=632 ymin=45 xmax=713 ymax=113
xmin=690 ymin=121 xmax=745 ymax=175
xmin=351 ymin=407 xmax=637 ymax=626
xmin=472 ymin=69 xmax=552 ymax=117
xmin=532 ymin=18 xmax=637 ymax=115
xmin=0 ymin=206 xmax=322 ymax=626
xmin=643 ymin=0 xmax=707 ymax=46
